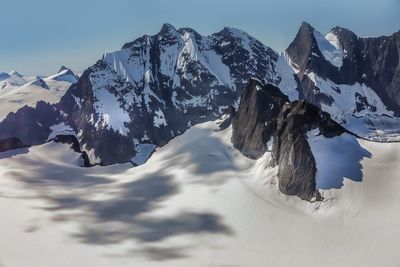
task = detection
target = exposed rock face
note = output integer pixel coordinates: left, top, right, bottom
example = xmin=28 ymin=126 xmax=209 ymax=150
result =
xmin=232 ymin=79 xmax=346 ymax=200
xmin=218 ymin=106 xmax=236 ymax=131
xmin=1 ymin=22 xmax=399 ymax=170
xmin=0 ymin=24 xmax=300 ymax=165
xmin=332 ymin=27 xmax=400 ymax=113
xmin=286 ymin=22 xmax=400 ymax=141
xmin=51 ymin=66 xmax=79 ymax=83
xmin=232 ymin=79 xmax=288 ymax=159
xmin=287 ymin=22 xmax=400 ymax=112
xmin=0 ymin=101 xmax=62 ymax=146
xmin=30 ymin=78 xmax=49 ymax=89
xmin=0 ymin=137 xmax=26 ymax=153
xmin=271 ymin=101 xmax=345 ymax=200
xmin=0 ymin=24 xmax=295 ymax=166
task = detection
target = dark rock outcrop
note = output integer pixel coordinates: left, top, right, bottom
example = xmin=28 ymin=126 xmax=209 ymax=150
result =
xmin=271 ymin=101 xmax=346 ymax=200
xmin=1 ymin=22 xmax=398 ymax=171
xmin=0 ymin=103 xmax=91 ymax=165
xmin=0 ymin=137 xmax=27 ymax=153
xmin=232 ymin=79 xmax=346 ymax=201
xmin=0 ymin=101 xmax=62 ymax=146
xmin=232 ymin=79 xmax=288 ymax=159
xmin=54 ymin=66 xmax=79 ymax=82
xmin=218 ymin=106 xmax=236 ymax=131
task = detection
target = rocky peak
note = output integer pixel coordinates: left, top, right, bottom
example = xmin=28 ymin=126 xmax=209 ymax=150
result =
xmin=232 ymin=80 xmax=347 ymax=201
xmin=159 ymin=23 xmax=178 ymax=35
xmin=271 ymin=100 xmax=346 ymax=201
xmin=8 ymin=71 xmax=23 ymax=77
xmin=157 ymin=23 xmax=185 ymax=46
xmin=59 ymin=65 xmax=69 ymax=72
xmin=52 ymin=25 xmax=287 ymax=165
xmin=232 ymin=78 xmax=289 ymax=159
xmin=58 ymin=65 xmax=73 ymax=74
xmin=31 ymin=77 xmax=49 ymax=89
xmin=286 ymin=22 xmax=318 ymax=77
xmin=298 ymin=21 xmax=316 ymax=36
xmin=58 ymin=65 xmax=77 ymax=78
xmin=285 ymin=22 xmax=400 ymax=141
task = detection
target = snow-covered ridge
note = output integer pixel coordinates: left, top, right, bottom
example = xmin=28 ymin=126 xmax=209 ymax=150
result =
xmin=101 ymin=24 xmax=287 ymax=92
xmin=45 ymin=67 xmax=78 ymax=84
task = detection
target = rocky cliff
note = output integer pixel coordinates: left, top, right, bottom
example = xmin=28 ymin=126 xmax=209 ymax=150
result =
xmin=232 ymin=79 xmax=346 ymax=200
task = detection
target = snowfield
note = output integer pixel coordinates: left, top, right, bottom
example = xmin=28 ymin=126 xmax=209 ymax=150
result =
xmin=0 ymin=120 xmax=400 ymax=267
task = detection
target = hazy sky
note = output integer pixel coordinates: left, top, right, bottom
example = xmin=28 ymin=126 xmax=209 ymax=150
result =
xmin=1 ymin=0 xmax=399 ymax=75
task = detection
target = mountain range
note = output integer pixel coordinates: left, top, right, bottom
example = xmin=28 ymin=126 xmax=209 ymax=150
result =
xmin=1 ymin=22 xmax=399 ymax=200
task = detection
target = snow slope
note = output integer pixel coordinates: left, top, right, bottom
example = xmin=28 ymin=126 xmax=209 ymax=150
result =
xmin=0 ymin=120 xmax=399 ymax=267
xmin=307 ymin=72 xmax=400 ymax=141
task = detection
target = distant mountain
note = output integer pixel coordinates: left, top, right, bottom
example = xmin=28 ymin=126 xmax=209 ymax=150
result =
xmin=0 ymin=67 xmax=78 ymax=121
xmin=46 ymin=66 xmax=79 ymax=84
xmin=0 ymin=71 xmax=27 ymax=90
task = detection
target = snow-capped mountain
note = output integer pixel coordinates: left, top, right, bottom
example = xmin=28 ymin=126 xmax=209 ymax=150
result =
xmin=57 ymin=23 xmax=297 ymax=165
xmin=286 ymin=22 xmax=400 ymax=141
xmin=0 ymin=22 xmax=400 ymax=172
xmin=0 ymin=67 xmax=78 ymax=121
xmin=46 ymin=66 xmax=79 ymax=84
xmin=0 ymin=71 xmax=29 ymax=90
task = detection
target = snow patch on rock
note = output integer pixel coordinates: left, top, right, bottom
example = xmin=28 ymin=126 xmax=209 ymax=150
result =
xmin=153 ymin=109 xmax=167 ymax=127
xmin=275 ymin=53 xmax=299 ymax=101
xmin=313 ymin=30 xmax=344 ymax=68
xmin=46 ymin=123 xmax=75 ymax=141
xmin=307 ymin=72 xmax=400 ymax=141
xmin=131 ymin=140 xmax=156 ymax=165
xmin=90 ymin=72 xmax=131 ymax=136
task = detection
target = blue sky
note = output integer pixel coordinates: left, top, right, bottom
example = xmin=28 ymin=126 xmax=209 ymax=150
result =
xmin=1 ymin=0 xmax=399 ymax=75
